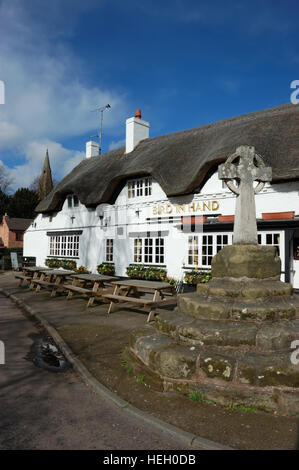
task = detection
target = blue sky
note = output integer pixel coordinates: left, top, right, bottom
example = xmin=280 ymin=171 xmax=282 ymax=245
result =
xmin=0 ymin=0 xmax=298 ymax=190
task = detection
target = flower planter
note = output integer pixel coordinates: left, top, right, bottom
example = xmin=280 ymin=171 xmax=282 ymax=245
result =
xmin=184 ymin=269 xmax=212 ymax=285
xmin=126 ymin=264 xmax=167 ymax=282
xmin=97 ymin=262 xmax=115 ymax=275
xmin=45 ymin=258 xmax=77 ymax=270
xmin=262 ymin=211 xmax=294 ymax=220
xmin=218 ymin=215 xmax=235 ymax=223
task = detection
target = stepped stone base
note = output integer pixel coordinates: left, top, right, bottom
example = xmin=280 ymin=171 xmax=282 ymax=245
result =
xmin=211 ymin=245 xmax=281 ymax=278
xmin=128 ymin=245 xmax=299 ymax=415
xmin=129 ymin=316 xmax=299 ymax=414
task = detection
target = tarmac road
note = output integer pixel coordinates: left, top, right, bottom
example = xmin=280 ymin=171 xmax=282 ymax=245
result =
xmin=0 ymin=294 xmax=189 ymax=450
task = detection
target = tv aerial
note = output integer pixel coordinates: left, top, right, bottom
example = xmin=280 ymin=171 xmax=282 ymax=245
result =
xmin=91 ymin=104 xmax=111 ymax=154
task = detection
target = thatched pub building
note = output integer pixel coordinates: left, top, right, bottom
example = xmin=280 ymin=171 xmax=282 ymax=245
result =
xmin=24 ymin=104 xmax=299 ymax=289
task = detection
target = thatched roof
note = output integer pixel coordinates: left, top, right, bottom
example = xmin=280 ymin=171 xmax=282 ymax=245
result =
xmin=36 ymin=103 xmax=299 ymax=214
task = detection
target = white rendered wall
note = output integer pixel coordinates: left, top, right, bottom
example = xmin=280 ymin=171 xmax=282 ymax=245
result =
xmin=24 ymin=172 xmax=299 ymax=281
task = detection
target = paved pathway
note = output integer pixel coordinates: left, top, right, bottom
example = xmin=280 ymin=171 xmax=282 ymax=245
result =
xmin=0 ymin=293 xmax=188 ymax=450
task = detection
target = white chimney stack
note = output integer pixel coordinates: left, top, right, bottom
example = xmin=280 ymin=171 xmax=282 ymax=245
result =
xmin=126 ymin=109 xmax=150 ymax=153
xmin=86 ymin=141 xmax=100 ymax=158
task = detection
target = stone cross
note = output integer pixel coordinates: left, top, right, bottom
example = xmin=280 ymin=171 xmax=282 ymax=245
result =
xmin=218 ymin=146 xmax=272 ymax=245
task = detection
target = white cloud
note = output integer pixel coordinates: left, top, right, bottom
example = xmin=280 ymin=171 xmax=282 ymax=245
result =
xmin=4 ymin=139 xmax=85 ymax=190
xmin=108 ymin=139 xmax=125 ymax=151
xmin=0 ymin=1 xmax=128 ymax=190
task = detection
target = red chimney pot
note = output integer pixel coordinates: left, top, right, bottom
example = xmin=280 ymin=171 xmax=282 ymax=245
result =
xmin=135 ymin=109 xmax=142 ymax=119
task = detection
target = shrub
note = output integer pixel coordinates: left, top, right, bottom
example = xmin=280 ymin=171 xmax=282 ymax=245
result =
xmin=184 ymin=268 xmax=212 ymax=285
xmin=97 ymin=262 xmax=115 ymax=275
xmin=45 ymin=258 xmax=77 ymax=270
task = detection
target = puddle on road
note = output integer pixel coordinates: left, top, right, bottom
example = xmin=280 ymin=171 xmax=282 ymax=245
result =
xmin=26 ymin=336 xmax=71 ymax=373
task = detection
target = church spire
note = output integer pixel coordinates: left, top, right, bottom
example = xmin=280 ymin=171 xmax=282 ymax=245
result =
xmin=38 ymin=149 xmax=53 ymax=200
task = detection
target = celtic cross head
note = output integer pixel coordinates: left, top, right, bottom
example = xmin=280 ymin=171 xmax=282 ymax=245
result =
xmin=218 ymin=146 xmax=272 ymax=245
xmin=218 ymin=145 xmax=272 ymax=196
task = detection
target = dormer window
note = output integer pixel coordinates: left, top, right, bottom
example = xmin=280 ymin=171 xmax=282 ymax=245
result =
xmin=67 ymin=195 xmax=79 ymax=208
xmin=128 ymin=177 xmax=152 ymax=199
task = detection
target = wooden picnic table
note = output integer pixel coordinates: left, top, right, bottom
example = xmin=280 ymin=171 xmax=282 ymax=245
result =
xmin=31 ymin=269 xmax=75 ymax=296
xmin=15 ymin=266 xmax=52 ymax=287
xmin=64 ymin=273 xmax=117 ymax=308
xmin=102 ymin=279 xmax=177 ymax=322
xmin=23 ymin=266 xmax=52 ymax=274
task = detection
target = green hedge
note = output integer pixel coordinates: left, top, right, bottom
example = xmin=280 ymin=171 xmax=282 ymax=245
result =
xmin=97 ymin=262 xmax=115 ymax=275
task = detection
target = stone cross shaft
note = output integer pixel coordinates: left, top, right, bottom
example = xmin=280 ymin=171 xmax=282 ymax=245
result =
xmin=218 ymin=146 xmax=272 ymax=245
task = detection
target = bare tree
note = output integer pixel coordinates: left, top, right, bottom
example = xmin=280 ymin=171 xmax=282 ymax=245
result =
xmin=29 ymin=176 xmax=40 ymax=192
xmin=29 ymin=175 xmax=58 ymax=194
xmin=0 ymin=163 xmax=13 ymax=193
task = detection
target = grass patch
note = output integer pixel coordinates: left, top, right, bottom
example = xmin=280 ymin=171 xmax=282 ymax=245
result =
xmin=188 ymin=390 xmax=214 ymax=405
xmin=120 ymin=359 xmax=133 ymax=375
xmin=136 ymin=374 xmax=146 ymax=385
xmin=227 ymin=403 xmax=259 ymax=414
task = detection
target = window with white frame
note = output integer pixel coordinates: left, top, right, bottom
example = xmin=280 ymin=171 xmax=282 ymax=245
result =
xmin=144 ymin=238 xmax=153 ymax=263
xmin=134 ymin=239 xmax=142 ymax=262
xmin=128 ymin=181 xmax=135 ymax=199
xmin=258 ymin=232 xmax=281 ymax=256
xmin=187 ymin=231 xmax=283 ymax=269
xmin=128 ymin=178 xmax=152 ymax=199
xmin=144 ymin=177 xmax=152 ymax=196
xmin=187 ymin=233 xmax=232 ymax=267
xmin=155 ymin=238 xmax=164 ymax=264
xmin=134 ymin=238 xmax=164 ymax=264
xmin=216 ymin=234 xmax=229 ymax=253
xmin=136 ymin=179 xmax=143 ymax=197
xmin=106 ymin=239 xmax=113 ymax=262
xmin=66 ymin=195 xmax=79 ymax=208
xmin=188 ymin=236 xmax=199 ymax=265
xmin=202 ymin=235 xmax=213 ymax=266
xmin=49 ymin=234 xmax=80 ymax=257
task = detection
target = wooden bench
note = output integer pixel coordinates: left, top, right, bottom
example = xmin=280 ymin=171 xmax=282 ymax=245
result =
xmin=64 ymin=285 xmax=92 ymax=296
xmin=103 ymin=293 xmax=155 ymax=306
xmin=64 ymin=284 xmax=113 ymax=307
xmin=102 ymin=293 xmax=159 ymax=321
xmin=31 ymin=279 xmax=56 ymax=293
xmin=103 ymin=293 xmax=178 ymax=322
xmin=15 ymin=274 xmax=31 ymax=286
xmin=64 ymin=285 xmax=93 ymax=305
